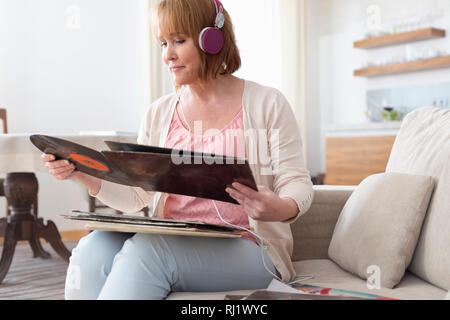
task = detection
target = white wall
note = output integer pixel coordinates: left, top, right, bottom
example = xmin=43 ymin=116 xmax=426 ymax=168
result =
xmin=1 ymin=0 xmax=150 ymax=134
xmin=0 ymin=0 xmax=150 ymax=231
xmin=305 ymin=0 xmax=450 ymax=175
xmin=0 ymin=0 xmax=13 ymax=109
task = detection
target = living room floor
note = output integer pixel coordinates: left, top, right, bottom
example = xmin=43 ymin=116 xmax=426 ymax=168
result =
xmin=0 ymin=241 xmax=77 ymax=300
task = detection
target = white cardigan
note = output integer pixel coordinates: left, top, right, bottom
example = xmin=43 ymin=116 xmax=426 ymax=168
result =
xmin=94 ymin=80 xmax=314 ymax=282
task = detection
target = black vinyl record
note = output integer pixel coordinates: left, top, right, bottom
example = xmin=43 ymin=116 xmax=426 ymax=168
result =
xmin=104 ymin=140 xmax=236 ymax=161
xmin=30 ymin=134 xmax=134 ymax=186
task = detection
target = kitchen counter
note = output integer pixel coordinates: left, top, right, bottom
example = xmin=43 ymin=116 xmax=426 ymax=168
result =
xmin=325 ymin=122 xmax=399 ymax=185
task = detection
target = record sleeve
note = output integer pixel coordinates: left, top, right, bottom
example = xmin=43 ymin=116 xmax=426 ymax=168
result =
xmin=63 ymin=210 xmax=244 ymax=238
xmin=65 ymin=210 xmax=239 ymax=232
xmin=102 ymin=150 xmax=256 ymax=204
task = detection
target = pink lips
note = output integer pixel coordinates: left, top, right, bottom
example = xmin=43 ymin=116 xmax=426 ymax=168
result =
xmin=170 ymin=66 xmax=184 ymax=73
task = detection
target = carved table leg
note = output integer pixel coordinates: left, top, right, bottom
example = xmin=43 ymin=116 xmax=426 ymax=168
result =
xmin=29 ymin=218 xmax=51 ymax=259
xmin=0 ymin=217 xmax=6 ymax=238
xmin=37 ymin=218 xmax=70 ymax=262
xmin=0 ymin=221 xmax=19 ymax=283
xmin=0 ymin=172 xmax=71 ymax=284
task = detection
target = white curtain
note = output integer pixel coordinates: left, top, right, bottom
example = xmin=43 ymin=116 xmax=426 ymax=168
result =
xmin=280 ymin=0 xmax=307 ymax=155
xmin=147 ymin=0 xmax=307 ymax=156
xmin=226 ymin=0 xmax=308 ymax=156
xmin=148 ymin=0 xmax=175 ymax=103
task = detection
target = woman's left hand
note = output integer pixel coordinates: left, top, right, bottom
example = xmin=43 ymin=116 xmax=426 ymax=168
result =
xmin=225 ymin=182 xmax=299 ymax=222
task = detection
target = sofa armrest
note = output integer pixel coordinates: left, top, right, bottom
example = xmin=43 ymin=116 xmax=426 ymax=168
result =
xmin=290 ymin=185 xmax=356 ymax=261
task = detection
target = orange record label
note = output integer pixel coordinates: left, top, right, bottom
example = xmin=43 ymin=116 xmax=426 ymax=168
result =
xmin=69 ymin=153 xmax=110 ymax=172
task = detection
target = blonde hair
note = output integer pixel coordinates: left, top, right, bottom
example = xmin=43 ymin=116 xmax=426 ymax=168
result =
xmin=151 ymin=0 xmax=241 ymax=83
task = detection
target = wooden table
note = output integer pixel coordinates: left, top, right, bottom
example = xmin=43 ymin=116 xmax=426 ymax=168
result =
xmin=0 ymin=133 xmax=137 ymax=283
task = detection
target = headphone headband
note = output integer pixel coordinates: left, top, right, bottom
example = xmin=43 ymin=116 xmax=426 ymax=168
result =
xmin=213 ymin=0 xmax=225 ymax=29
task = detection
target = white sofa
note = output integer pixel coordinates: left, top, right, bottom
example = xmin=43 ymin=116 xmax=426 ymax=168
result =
xmin=167 ymin=106 xmax=449 ymax=300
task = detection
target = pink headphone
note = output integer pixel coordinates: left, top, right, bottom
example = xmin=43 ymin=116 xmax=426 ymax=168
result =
xmin=198 ymin=0 xmax=225 ymax=54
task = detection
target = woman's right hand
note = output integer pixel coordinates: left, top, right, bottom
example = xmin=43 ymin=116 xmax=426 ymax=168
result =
xmin=41 ymin=153 xmax=77 ymax=180
xmin=41 ymin=153 xmax=102 ymax=196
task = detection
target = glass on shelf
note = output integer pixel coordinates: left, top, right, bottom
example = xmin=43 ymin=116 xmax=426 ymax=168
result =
xmin=423 ymin=48 xmax=438 ymax=59
xmin=383 ymin=12 xmax=442 ymax=35
xmin=439 ymin=49 xmax=449 ymax=57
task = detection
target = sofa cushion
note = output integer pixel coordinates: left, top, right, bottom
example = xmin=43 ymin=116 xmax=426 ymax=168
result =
xmin=328 ymin=172 xmax=434 ymax=289
xmin=292 ymin=259 xmax=447 ymax=300
xmin=386 ymin=106 xmax=450 ymax=290
xmin=166 ymin=259 xmax=447 ymax=300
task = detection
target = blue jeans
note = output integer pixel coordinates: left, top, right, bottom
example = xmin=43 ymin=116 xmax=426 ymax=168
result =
xmin=65 ymin=231 xmax=278 ymax=300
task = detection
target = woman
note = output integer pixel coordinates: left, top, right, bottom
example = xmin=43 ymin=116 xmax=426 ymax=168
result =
xmin=42 ymin=0 xmax=313 ymax=300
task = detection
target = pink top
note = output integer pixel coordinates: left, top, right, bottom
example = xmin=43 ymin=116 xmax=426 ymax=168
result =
xmin=164 ymin=105 xmax=255 ymax=243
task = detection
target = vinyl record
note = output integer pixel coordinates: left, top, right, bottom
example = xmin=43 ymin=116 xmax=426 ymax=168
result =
xmin=105 ymin=140 xmax=232 ymax=161
xmin=30 ymin=134 xmax=134 ymax=186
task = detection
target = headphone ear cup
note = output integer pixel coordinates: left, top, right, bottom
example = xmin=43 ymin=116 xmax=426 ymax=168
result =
xmin=199 ymin=27 xmax=224 ymax=54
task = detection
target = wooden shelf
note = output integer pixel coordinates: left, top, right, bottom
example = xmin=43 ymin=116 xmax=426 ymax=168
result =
xmin=354 ymin=55 xmax=450 ymax=77
xmin=354 ymin=28 xmax=446 ymax=49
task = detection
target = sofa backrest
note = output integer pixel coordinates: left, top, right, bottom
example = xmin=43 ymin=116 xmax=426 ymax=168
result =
xmin=386 ymin=106 xmax=450 ymax=291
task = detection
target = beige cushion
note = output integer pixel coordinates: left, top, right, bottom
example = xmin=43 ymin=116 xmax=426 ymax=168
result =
xmin=386 ymin=106 xmax=450 ymax=290
xmin=166 ymin=259 xmax=447 ymax=300
xmin=328 ymin=172 xmax=434 ymax=289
